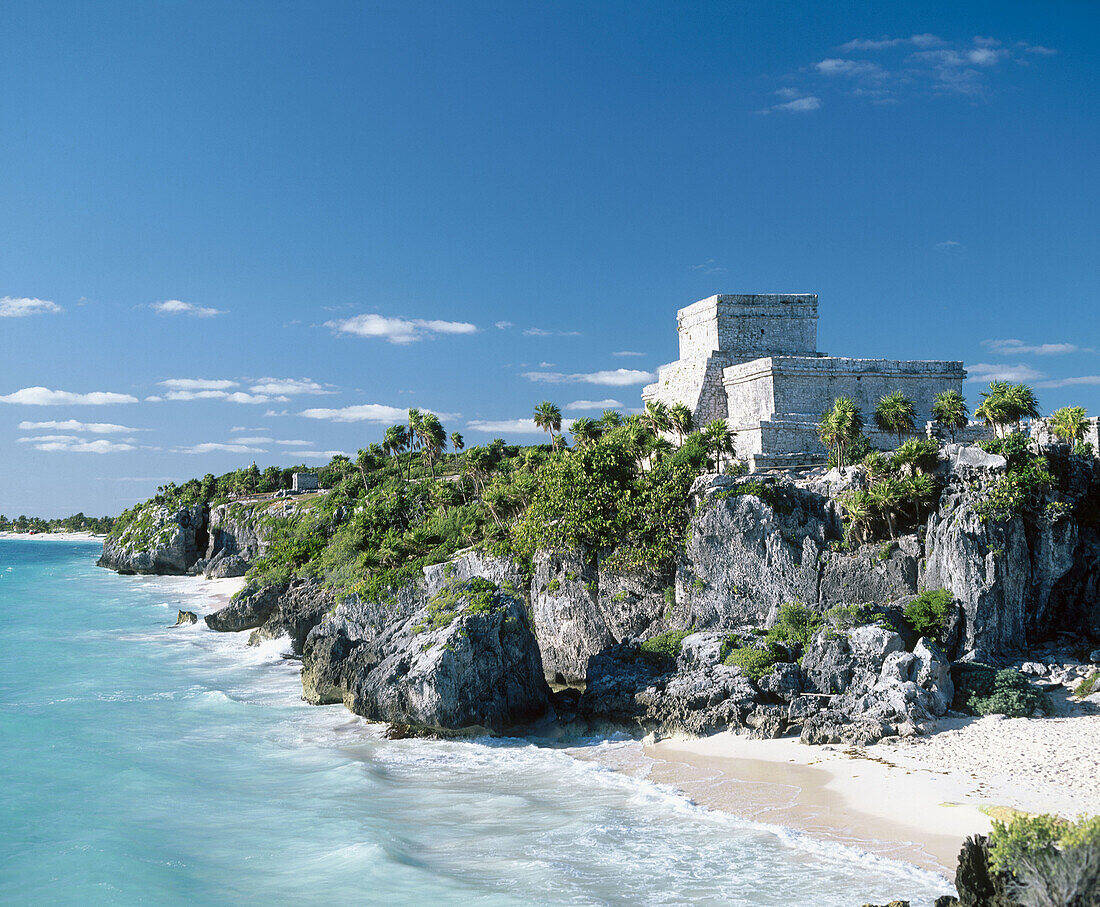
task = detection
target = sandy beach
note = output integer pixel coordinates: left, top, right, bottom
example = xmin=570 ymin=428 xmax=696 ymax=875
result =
xmin=641 ymin=693 xmax=1100 ymax=874
xmin=0 ymin=531 xmax=104 ymax=542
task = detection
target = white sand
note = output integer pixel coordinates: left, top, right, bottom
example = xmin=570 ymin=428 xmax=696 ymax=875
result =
xmin=644 ymin=696 xmax=1100 ymax=872
xmin=0 ymin=531 xmax=103 ymax=542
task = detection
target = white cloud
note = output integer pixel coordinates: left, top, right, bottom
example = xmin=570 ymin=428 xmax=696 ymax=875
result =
xmin=18 ymin=419 xmax=140 ymax=434
xmin=299 ymin=402 xmax=411 ymax=423
xmin=174 ymin=442 xmax=267 ymax=455
xmin=152 ymin=299 xmax=224 ymax=318
xmin=612 ymin=351 xmax=644 ymax=358
xmin=162 ymin=388 xmax=287 ymax=404
xmin=294 ymin=449 xmax=349 ymax=459
xmin=145 ymin=395 xmax=164 ymax=402
xmin=838 ymin=34 xmax=942 ymax=52
xmin=764 ymin=93 xmax=822 ymax=114
xmin=231 ymin=436 xmax=274 ymax=445
xmin=1019 ymin=42 xmax=1057 ymax=56
xmin=523 ymin=368 xmax=654 ymax=386
xmin=1037 ymin=375 xmax=1100 ymax=388
xmin=31 ymin=438 xmax=136 ymax=453
xmin=815 ymin=58 xmax=883 ymax=77
xmin=226 ymin=392 xmax=285 ymax=405
xmin=966 ymin=362 xmax=1045 ymax=383
xmin=0 ymin=296 xmax=61 ymax=317
xmin=982 ymin=339 xmax=1086 ymax=356
xmin=466 ymin=418 xmax=575 ymax=434
xmin=275 ymin=439 xmax=315 ymax=447
xmin=936 ymin=240 xmax=964 ymax=253
xmin=0 ymin=387 xmax=138 ymax=406
xmin=523 ymin=327 xmax=583 ymax=337
xmin=230 ymin=426 xmax=264 ymax=432
xmin=565 ymin=399 xmax=623 ymax=411
xmin=247 ymin=378 xmax=332 ymax=396
xmin=494 ymin=320 xmax=514 ymax=330
xmin=18 ymin=434 xmax=80 ymax=443
xmin=326 ymin=313 xmax=478 ymax=344
xmin=160 ymin=378 xmax=238 ymax=391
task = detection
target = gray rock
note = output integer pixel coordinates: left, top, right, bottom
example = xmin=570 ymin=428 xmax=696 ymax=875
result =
xmin=97 ymin=503 xmax=206 ymax=575
xmin=788 ymin=694 xmax=831 ymax=721
xmin=849 ymin=625 xmax=906 ymax=663
xmin=344 ymin=579 xmax=550 ymax=734
xmin=248 ymin=579 xmax=337 ymax=653
xmin=756 ymin=662 xmax=803 ymax=702
xmin=1091 ymin=649 xmax=1100 ymax=665
xmin=172 ymin=610 xmax=198 ymax=626
xmin=206 ymin=553 xmax=250 ymax=578
xmin=531 ymin=549 xmax=609 ymax=683
xmin=205 ymin=585 xmax=283 ymax=632
xmin=677 ymin=631 xmax=730 ymax=670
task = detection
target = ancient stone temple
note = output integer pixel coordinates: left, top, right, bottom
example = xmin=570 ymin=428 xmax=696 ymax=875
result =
xmin=642 ymin=293 xmax=966 ymax=469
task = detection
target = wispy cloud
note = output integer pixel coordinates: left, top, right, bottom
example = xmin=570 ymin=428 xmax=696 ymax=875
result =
xmin=0 ymin=387 xmax=138 ymax=406
xmin=982 ymin=339 xmax=1088 ymax=356
xmin=566 ymin=399 xmax=622 ymax=411
xmin=152 ymin=299 xmax=224 ymax=318
xmin=26 ymin=437 xmax=136 ymax=453
xmin=815 ymin=58 xmax=884 ymax=77
xmin=160 ymin=378 xmax=238 ymax=391
xmin=523 ymin=368 xmax=654 ymax=386
xmin=293 ymin=449 xmax=349 ymax=459
xmin=689 ymin=259 xmax=727 ymax=275
xmin=523 ymin=327 xmax=583 ymax=337
xmin=274 ymin=439 xmax=315 ymax=447
xmin=18 ymin=419 xmax=140 ymax=434
xmin=966 ymin=362 xmax=1046 ymax=383
xmin=494 ymin=320 xmax=514 ymax=330
xmin=466 ymin=418 xmax=575 ymax=434
xmin=0 ymin=296 xmax=61 ymax=317
xmin=1036 ymin=375 xmax=1100 ymax=389
xmin=612 ymin=351 xmax=645 ymax=358
xmin=936 ymin=240 xmax=965 ymax=254
xmin=298 ymin=402 xmax=447 ymax=423
xmin=838 ymin=34 xmax=943 ymax=52
xmin=174 ymin=442 xmax=267 ymax=455
xmin=325 ymin=313 xmax=477 ymax=344
xmin=155 ymin=379 xmax=288 ymax=404
xmin=249 ymin=378 xmax=333 ymax=396
xmin=761 ymin=89 xmax=822 ymax=114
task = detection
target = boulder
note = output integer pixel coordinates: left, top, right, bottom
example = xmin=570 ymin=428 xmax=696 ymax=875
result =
xmin=172 ymin=610 xmax=198 ymax=626
xmin=205 ymin=584 xmax=283 ymax=632
xmin=343 ymin=578 xmax=550 ymax=734
xmin=205 ymin=553 xmax=250 ymax=578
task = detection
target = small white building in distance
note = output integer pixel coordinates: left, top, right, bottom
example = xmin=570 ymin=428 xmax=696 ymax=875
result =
xmin=643 ymin=293 xmax=967 ymax=470
xmin=292 ymin=471 xmax=319 ymax=493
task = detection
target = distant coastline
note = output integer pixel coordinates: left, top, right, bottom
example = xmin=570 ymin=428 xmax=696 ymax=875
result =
xmin=0 ymin=531 xmax=103 ymax=542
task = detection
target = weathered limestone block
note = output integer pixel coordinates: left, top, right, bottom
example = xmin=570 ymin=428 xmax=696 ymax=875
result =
xmin=97 ymin=503 xmax=206 ymax=575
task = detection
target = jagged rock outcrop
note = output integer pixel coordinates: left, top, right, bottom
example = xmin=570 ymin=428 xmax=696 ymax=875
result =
xmin=422 ymin=547 xmax=527 ymax=597
xmin=247 ymin=579 xmax=337 ymax=653
xmin=924 ymin=445 xmax=1081 ymax=658
xmin=799 ymin=625 xmax=953 ymax=744
xmin=341 ymin=579 xmax=550 ymax=733
xmin=204 ymin=501 xmax=270 ymax=564
xmin=172 ymin=610 xmax=198 ymax=626
xmin=97 ymin=503 xmax=207 ymax=575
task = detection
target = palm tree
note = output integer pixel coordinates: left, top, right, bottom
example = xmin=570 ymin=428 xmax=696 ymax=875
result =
xmin=932 ymin=390 xmax=970 ymax=442
xmin=1005 ymin=383 xmax=1041 ymax=431
xmin=703 ymin=419 xmax=736 ymax=474
xmin=818 ymin=397 xmax=865 ymax=468
xmin=975 ymin=381 xmax=1039 ymax=438
xmin=1049 ymin=406 xmax=1088 ymax=446
xmin=449 ymin=431 xmax=465 ymax=469
xmin=642 ymin=399 xmax=671 ymax=439
xmin=669 ymin=403 xmax=694 ymax=446
xmin=407 ymin=409 xmax=423 ymax=458
xmin=418 ymin=413 xmax=447 ymax=476
xmin=874 ymin=391 xmax=917 ymax=445
xmin=599 ymin=409 xmax=623 ymax=431
xmin=570 ymin=418 xmax=601 ymax=449
xmin=868 ymin=477 xmax=904 ymax=539
xmin=383 ymin=423 xmax=410 ymax=479
xmin=840 ymin=489 xmax=873 ymax=547
xmin=533 ymin=401 xmax=563 ymax=449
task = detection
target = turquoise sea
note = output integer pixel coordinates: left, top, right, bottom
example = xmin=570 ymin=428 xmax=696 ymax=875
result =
xmin=0 ymin=539 xmax=949 ymax=905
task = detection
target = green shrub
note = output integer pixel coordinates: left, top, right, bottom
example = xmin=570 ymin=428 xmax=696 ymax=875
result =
xmin=891 ymin=437 xmax=940 ymax=474
xmin=1074 ymin=672 xmax=1100 ymax=699
xmin=824 ymin=602 xmax=886 ymax=631
xmin=718 ymin=633 xmax=742 ymax=663
xmin=989 ymin=813 xmax=1100 ymax=906
xmin=766 ymin=602 xmax=823 ymax=650
xmin=903 ymin=589 xmax=954 ymax=642
xmin=639 ymin=629 xmax=692 ymax=665
xmin=962 ymin=668 xmax=1046 ymax=717
xmin=723 ymin=646 xmax=778 ymax=680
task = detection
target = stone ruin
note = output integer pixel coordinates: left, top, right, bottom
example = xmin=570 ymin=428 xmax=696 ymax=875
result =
xmin=642 ymin=293 xmax=968 ymax=469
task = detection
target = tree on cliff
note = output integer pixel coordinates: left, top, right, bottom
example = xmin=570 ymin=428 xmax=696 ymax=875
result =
xmin=819 ymin=397 xmax=865 ymax=468
xmin=976 ymin=381 xmax=1041 ymax=438
xmin=669 ymin=403 xmax=694 ymax=446
xmin=449 ymin=431 xmax=464 ymax=468
xmin=570 ymin=418 xmax=601 ymax=449
xmin=383 ymin=424 xmax=410 ymax=479
xmin=417 ymin=413 xmax=447 ymax=476
xmin=1050 ymin=406 xmax=1089 ymax=445
xmin=874 ymin=391 xmax=917 ymax=444
xmin=642 ymin=399 xmax=671 ymax=439
xmin=533 ymin=401 xmax=563 ymax=449
xmin=703 ymin=419 xmax=736 ymax=474
xmin=933 ymin=389 xmax=970 ymax=442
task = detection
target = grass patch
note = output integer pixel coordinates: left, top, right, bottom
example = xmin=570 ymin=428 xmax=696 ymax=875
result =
xmin=639 ymin=629 xmax=692 ymax=666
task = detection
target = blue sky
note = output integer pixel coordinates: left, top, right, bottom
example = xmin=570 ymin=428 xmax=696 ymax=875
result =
xmin=1 ymin=1 xmax=1097 ymax=517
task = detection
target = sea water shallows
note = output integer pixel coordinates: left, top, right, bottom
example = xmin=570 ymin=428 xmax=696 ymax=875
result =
xmin=0 ymin=539 xmax=949 ymax=905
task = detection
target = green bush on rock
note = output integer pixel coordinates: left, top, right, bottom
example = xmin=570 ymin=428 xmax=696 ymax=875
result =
xmin=903 ymin=589 xmax=954 ymax=643
xmin=953 ymin=663 xmax=1046 ymax=717
xmin=723 ymin=646 xmax=778 ymax=680
xmin=989 ymin=813 xmax=1100 ymax=906
xmin=638 ymin=630 xmax=692 ymax=665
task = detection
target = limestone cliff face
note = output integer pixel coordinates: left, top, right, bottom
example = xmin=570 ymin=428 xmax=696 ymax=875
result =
xmin=97 ymin=503 xmax=207 ymax=575
xmin=202 ymin=501 xmax=273 ymax=572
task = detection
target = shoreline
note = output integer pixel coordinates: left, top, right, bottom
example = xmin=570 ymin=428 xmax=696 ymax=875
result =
xmin=91 ymin=558 xmax=1096 ymax=887
xmin=0 ymin=531 xmax=103 ymax=542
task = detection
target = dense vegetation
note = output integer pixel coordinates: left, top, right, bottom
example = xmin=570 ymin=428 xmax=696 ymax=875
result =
xmin=988 ymin=813 xmax=1100 ymax=906
xmin=0 ymin=513 xmax=114 ymax=534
